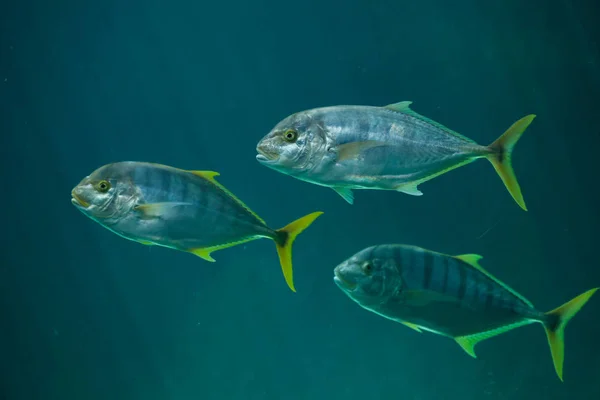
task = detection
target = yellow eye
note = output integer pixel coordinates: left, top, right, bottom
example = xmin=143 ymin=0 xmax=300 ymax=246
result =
xmin=283 ymin=129 xmax=298 ymax=143
xmin=96 ymin=180 xmax=111 ymax=193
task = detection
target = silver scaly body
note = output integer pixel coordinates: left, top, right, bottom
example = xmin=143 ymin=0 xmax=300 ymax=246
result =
xmin=298 ymin=105 xmax=488 ymax=192
xmin=74 ymin=162 xmax=275 ymax=252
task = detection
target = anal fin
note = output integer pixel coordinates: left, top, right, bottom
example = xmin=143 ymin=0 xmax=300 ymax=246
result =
xmin=455 ymin=336 xmax=479 ymax=358
xmin=332 ymin=187 xmax=355 ymax=204
xmin=189 ymin=236 xmax=262 ymax=263
xmin=400 ymin=321 xmax=423 ymax=333
xmin=396 ymin=183 xmax=423 ymax=196
xmin=190 ymin=248 xmax=216 ymax=262
xmin=454 ymin=319 xmax=535 ymax=359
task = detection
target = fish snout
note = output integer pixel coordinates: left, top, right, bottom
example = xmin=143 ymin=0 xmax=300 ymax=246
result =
xmin=256 ymin=141 xmax=279 ymax=163
xmin=71 ymin=186 xmax=90 ymax=208
xmin=333 ymin=263 xmax=358 ymax=291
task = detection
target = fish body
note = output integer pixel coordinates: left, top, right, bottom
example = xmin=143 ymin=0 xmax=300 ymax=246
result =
xmin=256 ymin=101 xmax=535 ymax=210
xmin=333 ymin=244 xmax=597 ymax=381
xmin=71 ymin=161 xmax=323 ymax=292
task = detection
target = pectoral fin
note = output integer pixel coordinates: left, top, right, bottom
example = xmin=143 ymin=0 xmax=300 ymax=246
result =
xmin=134 ymin=202 xmax=193 ymax=219
xmin=336 ymin=141 xmax=388 ymax=162
xmin=332 ymin=187 xmax=355 ymax=204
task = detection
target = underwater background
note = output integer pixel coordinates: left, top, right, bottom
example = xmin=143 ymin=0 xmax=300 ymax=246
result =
xmin=2 ymin=0 xmax=600 ymax=399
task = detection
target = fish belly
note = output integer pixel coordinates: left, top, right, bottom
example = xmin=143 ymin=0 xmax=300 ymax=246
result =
xmin=376 ymin=298 xmax=528 ymax=338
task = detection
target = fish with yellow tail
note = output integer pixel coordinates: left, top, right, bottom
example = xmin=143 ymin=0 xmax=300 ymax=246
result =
xmin=71 ymin=161 xmax=323 ymax=292
xmin=333 ymin=244 xmax=597 ymax=381
xmin=256 ymin=101 xmax=534 ymax=210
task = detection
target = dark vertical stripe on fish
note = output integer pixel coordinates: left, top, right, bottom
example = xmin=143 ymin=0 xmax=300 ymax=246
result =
xmin=484 ymin=279 xmax=494 ymax=310
xmin=199 ymin=177 xmax=212 ymax=212
xmin=404 ymin=246 xmax=424 ymax=288
xmin=445 ymin=259 xmax=459 ymax=297
xmin=181 ymin=179 xmax=190 ymax=203
xmin=393 ymin=245 xmax=404 ymax=275
xmin=457 ymin=262 xmax=467 ymax=301
xmin=441 ymin=256 xmax=449 ymax=294
xmin=423 ymin=251 xmax=433 ymax=289
xmin=429 ymin=253 xmax=446 ymax=292
xmin=463 ymin=268 xmax=477 ymax=304
xmin=471 ymin=272 xmax=479 ymax=306
xmin=477 ymin=279 xmax=490 ymax=309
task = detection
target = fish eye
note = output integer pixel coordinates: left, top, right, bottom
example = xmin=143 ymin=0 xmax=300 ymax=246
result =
xmin=96 ymin=180 xmax=111 ymax=193
xmin=362 ymin=262 xmax=373 ymax=274
xmin=283 ymin=129 xmax=298 ymax=143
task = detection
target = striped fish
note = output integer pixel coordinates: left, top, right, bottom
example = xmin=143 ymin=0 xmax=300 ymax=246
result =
xmin=256 ymin=101 xmax=535 ymax=210
xmin=71 ymin=161 xmax=323 ymax=292
xmin=333 ymin=244 xmax=597 ymax=381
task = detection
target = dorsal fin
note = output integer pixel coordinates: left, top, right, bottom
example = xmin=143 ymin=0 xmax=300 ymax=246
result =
xmin=383 ymin=101 xmax=476 ymax=144
xmin=189 ymin=170 xmax=267 ymax=226
xmin=454 ymin=253 xmax=533 ymax=307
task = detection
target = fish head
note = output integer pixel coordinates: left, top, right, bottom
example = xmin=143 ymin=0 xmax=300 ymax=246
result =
xmin=333 ymin=245 xmax=401 ymax=306
xmin=71 ymin=162 xmax=139 ymax=223
xmin=256 ymin=111 xmax=327 ymax=176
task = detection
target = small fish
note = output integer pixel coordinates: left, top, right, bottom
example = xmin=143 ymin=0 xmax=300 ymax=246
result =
xmin=256 ymin=101 xmax=535 ymax=210
xmin=71 ymin=161 xmax=323 ymax=292
xmin=333 ymin=244 xmax=597 ymax=381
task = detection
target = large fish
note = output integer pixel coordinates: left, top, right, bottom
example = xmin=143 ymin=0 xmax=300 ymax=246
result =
xmin=71 ymin=161 xmax=323 ymax=292
xmin=333 ymin=244 xmax=597 ymax=381
xmin=256 ymin=101 xmax=535 ymax=210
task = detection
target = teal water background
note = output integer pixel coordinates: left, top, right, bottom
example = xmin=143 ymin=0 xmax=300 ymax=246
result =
xmin=2 ymin=0 xmax=600 ymax=399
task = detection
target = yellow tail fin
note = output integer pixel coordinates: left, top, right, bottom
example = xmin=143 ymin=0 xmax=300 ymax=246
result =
xmin=543 ymin=288 xmax=598 ymax=381
xmin=274 ymin=211 xmax=324 ymax=292
xmin=487 ymin=114 xmax=536 ymax=211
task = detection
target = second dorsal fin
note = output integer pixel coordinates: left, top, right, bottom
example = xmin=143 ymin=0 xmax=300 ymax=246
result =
xmin=384 ymin=101 xmax=476 ymax=143
xmin=454 ymin=253 xmax=533 ymax=307
xmin=189 ymin=170 xmax=267 ymax=226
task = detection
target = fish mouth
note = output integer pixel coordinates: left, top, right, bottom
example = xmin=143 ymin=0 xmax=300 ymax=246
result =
xmin=71 ymin=190 xmax=90 ymax=208
xmin=334 ymin=267 xmax=357 ymax=291
xmin=255 ymin=146 xmax=279 ymax=164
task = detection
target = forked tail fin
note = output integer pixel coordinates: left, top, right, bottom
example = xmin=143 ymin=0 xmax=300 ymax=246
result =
xmin=486 ymin=114 xmax=536 ymax=211
xmin=543 ymin=288 xmax=598 ymax=381
xmin=274 ymin=212 xmax=324 ymax=292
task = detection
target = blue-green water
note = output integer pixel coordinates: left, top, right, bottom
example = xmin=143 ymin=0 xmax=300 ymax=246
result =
xmin=2 ymin=0 xmax=599 ymax=399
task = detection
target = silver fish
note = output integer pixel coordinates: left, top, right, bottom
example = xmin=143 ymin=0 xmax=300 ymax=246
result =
xmin=333 ymin=244 xmax=598 ymax=381
xmin=71 ymin=161 xmax=323 ymax=292
xmin=256 ymin=101 xmax=535 ymax=210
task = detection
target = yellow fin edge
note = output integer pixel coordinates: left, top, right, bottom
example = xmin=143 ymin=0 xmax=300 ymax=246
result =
xmin=188 ymin=170 xmax=267 ymax=226
xmin=400 ymin=321 xmax=423 ymax=333
xmin=454 ymin=253 xmax=534 ymax=308
xmin=189 ymin=236 xmax=263 ymax=262
xmin=454 ymin=319 xmax=535 ymax=358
